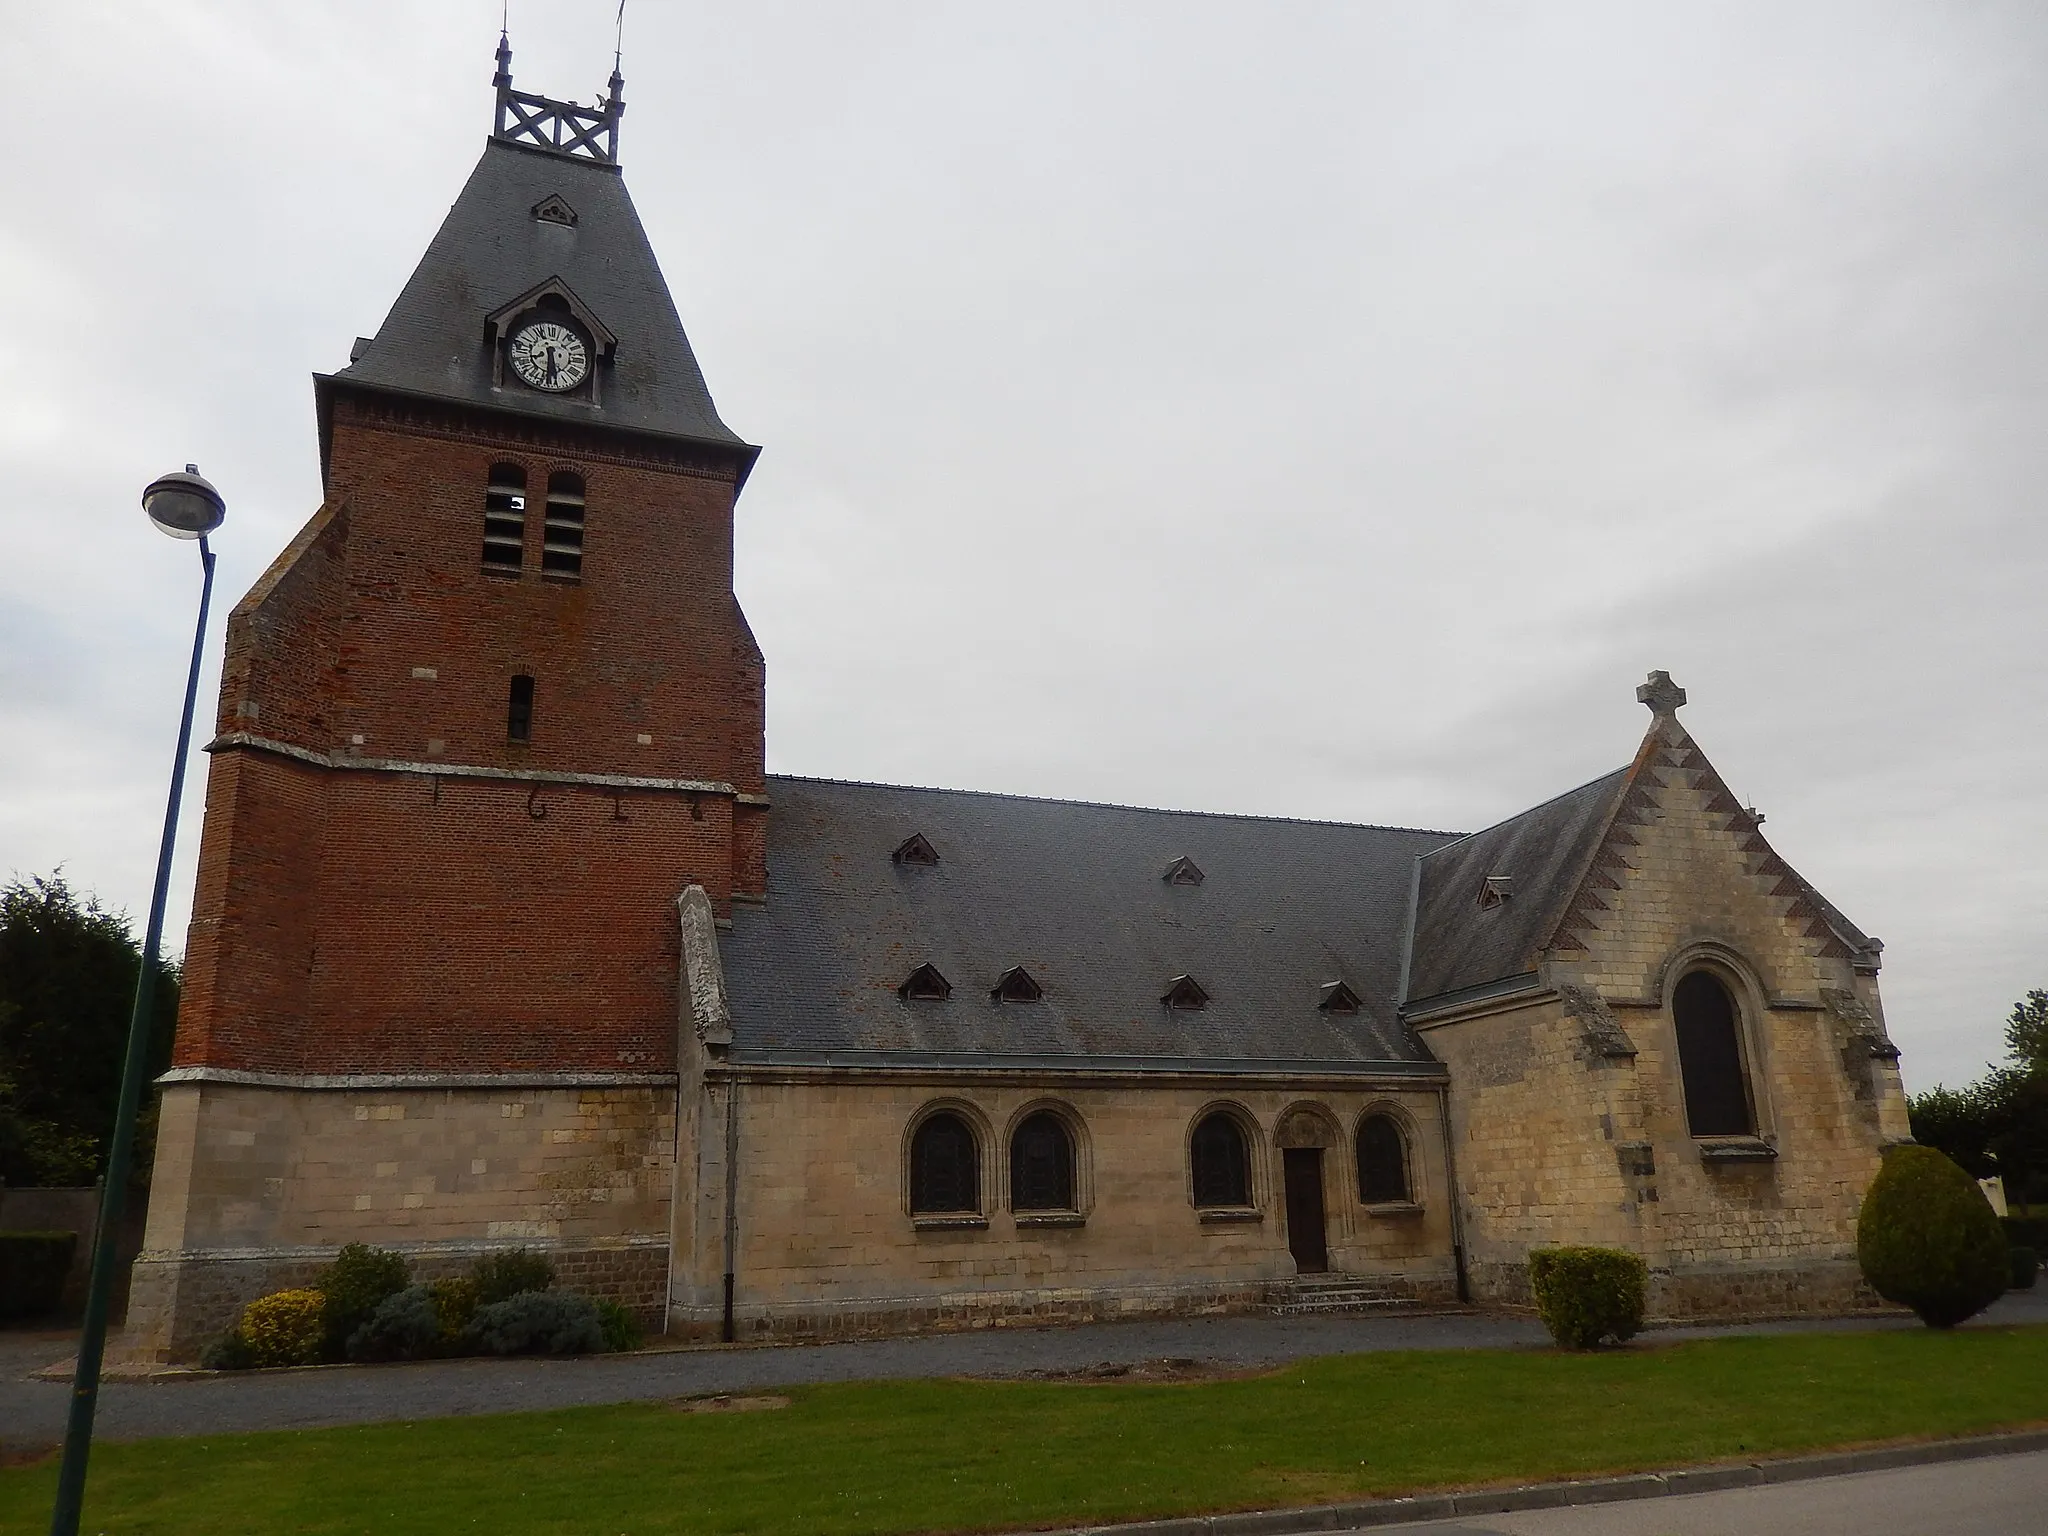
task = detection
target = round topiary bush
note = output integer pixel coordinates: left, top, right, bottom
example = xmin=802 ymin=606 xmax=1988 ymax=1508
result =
xmin=1856 ymin=1144 xmax=2009 ymax=1328
xmin=1527 ymin=1245 xmax=1647 ymax=1349
xmin=240 ymin=1288 xmax=327 ymax=1367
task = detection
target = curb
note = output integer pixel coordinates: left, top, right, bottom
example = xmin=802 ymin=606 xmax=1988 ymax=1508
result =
xmin=1056 ymin=1427 xmax=2048 ymax=1535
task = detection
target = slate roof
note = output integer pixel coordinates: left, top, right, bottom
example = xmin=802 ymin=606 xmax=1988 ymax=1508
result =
xmin=334 ymin=138 xmax=745 ymax=448
xmin=719 ymin=777 xmax=1461 ymax=1073
xmin=1403 ymin=768 xmax=1629 ymax=1008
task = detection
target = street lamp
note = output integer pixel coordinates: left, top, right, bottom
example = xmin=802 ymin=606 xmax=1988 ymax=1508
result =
xmin=48 ymin=466 xmax=225 ymax=1536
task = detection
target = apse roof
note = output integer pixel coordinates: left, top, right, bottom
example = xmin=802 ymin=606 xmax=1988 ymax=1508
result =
xmin=719 ymin=777 xmax=1460 ymax=1074
xmin=332 ymin=137 xmax=746 ymax=449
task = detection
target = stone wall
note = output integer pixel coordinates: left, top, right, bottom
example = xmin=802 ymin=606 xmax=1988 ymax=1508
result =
xmin=674 ymin=1072 xmax=1459 ymax=1340
xmin=123 ymin=1078 xmax=675 ymax=1361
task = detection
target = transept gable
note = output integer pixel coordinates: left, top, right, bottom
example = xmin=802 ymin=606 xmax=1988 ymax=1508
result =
xmin=1542 ymin=684 xmax=1875 ymax=993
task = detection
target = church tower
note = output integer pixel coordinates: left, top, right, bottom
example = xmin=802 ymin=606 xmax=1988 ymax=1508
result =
xmin=127 ymin=41 xmax=763 ymax=1360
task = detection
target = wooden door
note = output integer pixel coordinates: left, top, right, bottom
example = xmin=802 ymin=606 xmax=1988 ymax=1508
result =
xmin=1283 ymin=1147 xmax=1328 ymax=1274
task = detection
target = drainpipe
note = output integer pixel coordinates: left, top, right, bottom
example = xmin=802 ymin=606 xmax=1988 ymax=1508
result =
xmin=721 ymin=1072 xmax=740 ymax=1343
xmin=1436 ymin=1084 xmax=1470 ymax=1304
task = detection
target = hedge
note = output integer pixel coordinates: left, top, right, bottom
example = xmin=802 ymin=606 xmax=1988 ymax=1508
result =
xmin=0 ymin=1229 xmax=77 ymax=1319
xmin=1858 ymin=1145 xmax=2009 ymax=1327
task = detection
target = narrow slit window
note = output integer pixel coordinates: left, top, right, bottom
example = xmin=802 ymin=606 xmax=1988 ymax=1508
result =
xmin=542 ymin=470 xmax=585 ymax=579
xmin=483 ymin=463 xmax=527 ymax=572
xmin=507 ymin=674 xmax=535 ymax=742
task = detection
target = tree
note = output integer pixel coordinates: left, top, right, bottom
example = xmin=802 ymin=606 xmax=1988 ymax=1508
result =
xmin=0 ymin=874 xmax=179 ymax=1187
xmin=1908 ymin=986 xmax=2048 ymax=1212
xmin=2006 ymin=989 xmax=2048 ymax=1075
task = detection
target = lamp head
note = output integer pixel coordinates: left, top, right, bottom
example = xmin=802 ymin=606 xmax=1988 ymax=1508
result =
xmin=143 ymin=463 xmax=226 ymax=540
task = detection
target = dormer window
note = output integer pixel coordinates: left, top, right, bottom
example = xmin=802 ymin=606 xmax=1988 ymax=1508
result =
xmin=531 ymin=193 xmax=578 ymax=227
xmin=1162 ymin=974 xmax=1209 ymax=1010
xmin=1318 ymin=980 xmax=1362 ymax=1014
xmin=483 ymin=463 xmax=527 ymax=572
xmin=899 ymin=963 xmax=952 ymax=1001
xmin=1163 ymin=856 xmax=1204 ymax=887
xmin=991 ymin=967 xmax=1043 ymax=1004
xmin=542 ymin=471 xmax=584 ymax=580
xmin=1478 ymin=874 xmax=1513 ymax=910
xmin=892 ymin=833 xmax=939 ymax=866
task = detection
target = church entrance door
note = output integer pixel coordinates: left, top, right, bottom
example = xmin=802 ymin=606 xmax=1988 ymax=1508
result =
xmin=1283 ymin=1148 xmax=1328 ymax=1274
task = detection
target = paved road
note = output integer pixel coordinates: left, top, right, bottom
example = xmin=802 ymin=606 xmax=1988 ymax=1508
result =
xmin=1362 ymin=1448 xmax=2048 ymax=1535
xmin=3 ymin=1288 xmax=2043 ymax=1452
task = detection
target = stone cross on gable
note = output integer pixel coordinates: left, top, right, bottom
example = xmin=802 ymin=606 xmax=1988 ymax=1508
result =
xmin=1637 ymin=670 xmax=1687 ymax=716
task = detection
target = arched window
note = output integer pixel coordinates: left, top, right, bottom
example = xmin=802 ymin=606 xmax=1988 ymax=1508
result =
xmin=542 ymin=470 xmax=585 ymax=579
xmin=1356 ymin=1114 xmax=1409 ymax=1204
xmin=1190 ymin=1111 xmax=1250 ymax=1208
xmin=909 ymin=1112 xmax=979 ymax=1214
xmin=1673 ymin=970 xmax=1755 ymax=1136
xmin=1010 ymin=1111 xmax=1075 ymax=1211
xmin=483 ymin=463 xmax=527 ymax=571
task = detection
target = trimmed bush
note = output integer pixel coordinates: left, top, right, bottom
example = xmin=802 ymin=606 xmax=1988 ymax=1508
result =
xmin=595 ymin=1297 xmax=644 ymax=1353
xmin=0 ymin=1229 xmax=77 ymax=1320
xmin=1528 ymin=1246 xmax=1647 ymax=1349
xmin=240 ymin=1288 xmax=327 ymax=1367
xmin=348 ymin=1284 xmax=443 ymax=1362
xmin=471 ymin=1247 xmax=554 ymax=1306
xmin=464 ymin=1289 xmax=604 ymax=1356
xmin=429 ymin=1276 xmax=479 ymax=1340
xmin=318 ymin=1243 xmax=410 ymax=1360
xmin=1858 ymin=1144 xmax=2009 ymax=1328
xmin=199 ymin=1329 xmax=256 ymax=1371
xmin=2010 ymin=1246 xmax=2039 ymax=1291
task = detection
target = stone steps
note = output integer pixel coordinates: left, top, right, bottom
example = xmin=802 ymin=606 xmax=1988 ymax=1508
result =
xmin=1269 ymin=1276 xmax=1422 ymax=1316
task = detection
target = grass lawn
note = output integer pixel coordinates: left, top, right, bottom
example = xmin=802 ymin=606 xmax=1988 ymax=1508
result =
xmin=3 ymin=1327 xmax=2045 ymax=1536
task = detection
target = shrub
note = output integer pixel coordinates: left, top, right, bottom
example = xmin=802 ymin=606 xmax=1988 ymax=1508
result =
xmin=595 ymin=1297 xmax=644 ymax=1353
xmin=0 ymin=1230 xmax=77 ymax=1320
xmin=318 ymin=1243 xmax=410 ymax=1360
xmin=1857 ymin=1144 xmax=2010 ymax=1328
xmin=429 ymin=1276 xmax=479 ymax=1339
xmin=1528 ymin=1245 xmax=1648 ymax=1349
xmin=199 ymin=1329 xmax=256 ymax=1371
xmin=2011 ymin=1246 xmax=2040 ymax=1291
xmin=463 ymin=1289 xmax=604 ymax=1356
xmin=471 ymin=1247 xmax=554 ymax=1306
xmin=240 ymin=1288 xmax=327 ymax=1367
xmin=348 ymin=1284 xmax=443 ymax=1362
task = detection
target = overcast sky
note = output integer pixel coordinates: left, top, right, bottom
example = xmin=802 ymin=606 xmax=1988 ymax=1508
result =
xmin=2 ymin=1 xmax=2042 ymax=1090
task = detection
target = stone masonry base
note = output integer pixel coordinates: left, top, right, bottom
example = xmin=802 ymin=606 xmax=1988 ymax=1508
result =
xmin=117 ymin=1237 xmax=669 ymax=1364
xmin=668 ymin=1270 xmax=1461 ymax=1343
xmin=1467 ymin=1256 xmax=1889 ymax=1321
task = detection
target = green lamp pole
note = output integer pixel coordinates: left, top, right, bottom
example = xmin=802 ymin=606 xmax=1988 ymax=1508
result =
xmin=48 ymin=466 xmax=226 ymax=1536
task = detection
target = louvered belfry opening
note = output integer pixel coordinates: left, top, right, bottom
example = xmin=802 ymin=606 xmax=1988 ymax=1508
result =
xmin=1191 ymin=1112 xmax=1250 ymax=1207
xmin=542 ymin=470 xmax=585 ymax=579
xmin=483 ymin=462 xmax=527 ymax=571
xmin=992 ymin=966 xmax=1043 ymax=1003
xmin=1357 ymin=1114 xmax=1409 ymax=1203
xmin=899 ymin=963 xmax=951 ymax=1001
xmin=1673 ymin=970 xmax=1756 ymax=1136
xmin=1010 ymin=1112 xmax=1075 ymax=1211
xmin=910 ymin=1113 xmax=978 ymax=1214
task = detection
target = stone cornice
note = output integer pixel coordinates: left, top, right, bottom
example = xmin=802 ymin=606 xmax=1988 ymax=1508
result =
xmin=157 ymin=1066 xmax=677 ymax=1091
xmin=208 ymin=731 xmax=739 ymax=796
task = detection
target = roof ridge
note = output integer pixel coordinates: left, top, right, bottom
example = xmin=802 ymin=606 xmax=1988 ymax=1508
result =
xmin=1415 ymin=763 xmax=1631 ymax=862
xmin=764 ymin=772 xmax=1465 ymax=838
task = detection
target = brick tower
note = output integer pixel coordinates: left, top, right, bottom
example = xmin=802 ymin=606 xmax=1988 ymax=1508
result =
xmin=127 ymin=38 xmax=763 ymax=1359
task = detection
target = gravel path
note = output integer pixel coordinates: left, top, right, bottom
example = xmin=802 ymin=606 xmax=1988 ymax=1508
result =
xmin=5 ymin=1290 xmax=2042 ymax=1453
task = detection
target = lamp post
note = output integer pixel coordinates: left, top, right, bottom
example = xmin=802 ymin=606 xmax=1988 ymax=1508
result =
xmin=48 ymin=466 xmax=225 ymax=1536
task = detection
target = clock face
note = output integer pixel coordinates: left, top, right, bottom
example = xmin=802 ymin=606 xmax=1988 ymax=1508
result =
xmin=508 ymin=320 xmax=589 ymax=392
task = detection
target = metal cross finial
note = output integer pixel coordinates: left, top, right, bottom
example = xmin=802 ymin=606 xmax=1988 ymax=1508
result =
xmin=1636 ymin=670 xmax=1688 ymax=717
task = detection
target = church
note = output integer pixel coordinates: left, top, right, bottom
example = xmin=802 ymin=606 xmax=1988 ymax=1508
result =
xmin=123 ymin=45 xmax=1911 ymax=1362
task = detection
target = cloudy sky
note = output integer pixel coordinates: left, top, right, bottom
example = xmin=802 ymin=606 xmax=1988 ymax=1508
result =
xmin=2 ymin=1 xmax=2042 ymax=1089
